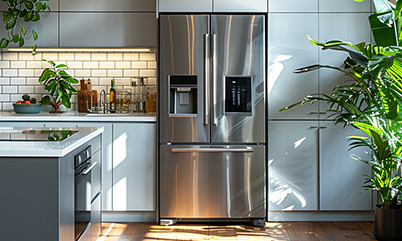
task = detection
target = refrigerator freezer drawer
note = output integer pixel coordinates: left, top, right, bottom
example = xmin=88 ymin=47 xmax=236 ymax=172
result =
xmin=160 ymin=145 xmax=266 ymax=219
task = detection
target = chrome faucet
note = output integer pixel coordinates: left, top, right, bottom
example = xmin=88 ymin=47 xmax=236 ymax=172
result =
xmin=100 ymin=89 xmax=107 ymax=114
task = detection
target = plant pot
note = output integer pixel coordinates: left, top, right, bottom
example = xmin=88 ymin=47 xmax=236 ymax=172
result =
xmin=373 ymin=205 xmax=402 ymax=241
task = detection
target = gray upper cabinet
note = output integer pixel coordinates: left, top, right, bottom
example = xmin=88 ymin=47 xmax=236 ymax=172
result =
xmin=214 ymin=0 xmax=267 ymax=12
xmin=60 ymin=0 xmax=155 ymax=11
xmin=60 ymin=13 xmax=156 ymax=48
xmin=0 ymin=12 xmax=58 ymax=48
xmin=158 ymin=0 xmax=266 ymax=12
xmin=158 ymin=0 xmax=212 ymax=12
xmin=0 ymin=0 xmax=58 ymax=11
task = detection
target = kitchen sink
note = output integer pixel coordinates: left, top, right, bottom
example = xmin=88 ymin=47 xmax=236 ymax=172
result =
xmin=85 ymin=113 xmax=131 ymax=117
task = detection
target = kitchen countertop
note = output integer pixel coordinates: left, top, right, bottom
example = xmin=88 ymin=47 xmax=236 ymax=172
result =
xmin=0 ymin=111 xmax=156 ymax=122
xmin=0 ymin=126 xmax=103 ymax=157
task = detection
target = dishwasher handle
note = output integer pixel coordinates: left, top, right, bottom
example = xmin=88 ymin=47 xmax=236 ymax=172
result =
xmin=82 ymin=161 xmax=98 ymax=175
xmin=171 ymin=147 xmax=254 ymax=153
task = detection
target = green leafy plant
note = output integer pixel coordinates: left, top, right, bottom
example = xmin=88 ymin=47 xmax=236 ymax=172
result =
xmin=39 ymin=59 xmax=78 ymax=112
xmin=1 ymin=0 xmax=50 ymax=50
xmin=280 ymin=0 xmax=402 ymax=209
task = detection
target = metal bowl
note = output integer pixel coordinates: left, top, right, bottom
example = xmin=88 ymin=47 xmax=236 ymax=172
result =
xmin=13 ymin=103 xmax=42 ymax=114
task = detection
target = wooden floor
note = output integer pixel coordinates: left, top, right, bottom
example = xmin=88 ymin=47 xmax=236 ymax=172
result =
xmin=96 ymin=222 xmax=376 ymax=241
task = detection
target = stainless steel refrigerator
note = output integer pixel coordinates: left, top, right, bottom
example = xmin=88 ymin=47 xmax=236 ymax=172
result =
xmin=158 ymin=14 xmax=266 ymax=225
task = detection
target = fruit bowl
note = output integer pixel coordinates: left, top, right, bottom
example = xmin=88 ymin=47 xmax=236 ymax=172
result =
xmin=13 ymin=103 xmax=42 ymax=114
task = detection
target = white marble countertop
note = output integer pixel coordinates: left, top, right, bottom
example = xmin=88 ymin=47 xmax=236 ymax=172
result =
xmin=0 ymin=126 xmax=103 ymax=157
xmin=0 ymin=111 xmax=156 ymax=122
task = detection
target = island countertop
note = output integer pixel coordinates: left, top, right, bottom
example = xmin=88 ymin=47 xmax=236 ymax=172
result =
xmin=0 ymin=126 xmax=103 ymax=157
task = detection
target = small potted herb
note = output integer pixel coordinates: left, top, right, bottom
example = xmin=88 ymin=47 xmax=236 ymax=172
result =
xmin=39 ymin=59 xmax=78 ymax=113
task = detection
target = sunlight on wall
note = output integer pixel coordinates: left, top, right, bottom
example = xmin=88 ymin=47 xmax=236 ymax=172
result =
xmin=268 ymin=51 xmax=292 ymax=95
xmin=294 ymin=137 xmax=306 ymax=148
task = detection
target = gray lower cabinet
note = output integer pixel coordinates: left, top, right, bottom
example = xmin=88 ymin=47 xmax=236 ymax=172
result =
xmin=319 ymin=122 xmax=372 ymax=210
xmin=268 ymin=120 xmax=372 ymax=214
xmin=112 ymin=123 xmax=156 ymax=211
xmin=268 ymin=121 xmax=318 ymax=211
xmin=44 ymin=122 xmax=113 ymax=211
xmin=59 ymin=13 xmax=156 ymax=48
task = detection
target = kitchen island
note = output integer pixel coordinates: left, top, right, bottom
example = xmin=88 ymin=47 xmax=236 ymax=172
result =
xmin=0 ymin=126 xmax=103 ymax=241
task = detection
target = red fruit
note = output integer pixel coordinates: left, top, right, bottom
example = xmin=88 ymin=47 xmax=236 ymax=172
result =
xmin=16 ymin=100 xmax=23 ymax=104
xmin=23 ymin=100 xmax=31 ymax=104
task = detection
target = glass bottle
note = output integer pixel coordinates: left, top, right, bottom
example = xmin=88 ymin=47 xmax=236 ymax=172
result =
xmin=109 ymin=79 xmax=116 ymax=113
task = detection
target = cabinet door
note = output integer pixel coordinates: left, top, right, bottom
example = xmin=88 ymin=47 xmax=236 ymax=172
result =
xmin=319 ymin=0 xmax=371 ymax=12
xmin=268 ymin=0 xmax=318 ymax=12
xmin=113 ymin=123 xmax=155 ymax=211
xmin=268 ymin=121 xmax=318 ymax=211
xmin=159 ymin=0 xmax=212 ymax=12
xmin=60 ymin=13 xmax=156 ymax=48
xmin=214 ymin=0 xmax=267 ymax=12
xmin=318 ymin=13 xmax=371 ymax=119
xmin=268 ymin=13 xmax=319 ymax=119
xmin=60 ymin=0 xmax=155 ymax=11
xmin=44 ymin=122 xmax=113 ymax=211
xmin=319 ymin=122 xmax=372 ymax=210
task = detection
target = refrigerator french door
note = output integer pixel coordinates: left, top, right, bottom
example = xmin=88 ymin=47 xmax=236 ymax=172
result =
xmin=159 ymin=14 xmax=266 ymax=224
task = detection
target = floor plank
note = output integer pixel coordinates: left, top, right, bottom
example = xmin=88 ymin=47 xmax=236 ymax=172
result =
xmin=334 ymin=222 xmax=375 ymax=241
xmin=96 ymin=222 xmax=376 ymax=241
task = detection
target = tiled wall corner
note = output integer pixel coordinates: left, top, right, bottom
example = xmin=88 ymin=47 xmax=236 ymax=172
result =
xmin=0 ymin=52 xmax=157 ymax=111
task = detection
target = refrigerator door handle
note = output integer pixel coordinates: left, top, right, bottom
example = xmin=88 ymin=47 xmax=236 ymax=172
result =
xmin=211 ymin=34 xmax=217 ymax=125
xmin=171 ymin=147 xmax=254 ymax=153
xmin=204 ymin=34 xmax=210 ymax=126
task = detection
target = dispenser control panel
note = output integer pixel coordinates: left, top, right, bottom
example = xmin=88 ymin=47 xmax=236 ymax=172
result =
xmin=225 ymin=76 xmax=252 ymax=115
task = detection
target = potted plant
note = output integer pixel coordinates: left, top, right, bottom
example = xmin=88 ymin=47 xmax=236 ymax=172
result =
xmin=280 ymin=0 xmax=402 ymax=240
xmin=0 ymin=0 xmax=50 ymax=50
xmin=39 ymin=59 xmax=78 ymax=113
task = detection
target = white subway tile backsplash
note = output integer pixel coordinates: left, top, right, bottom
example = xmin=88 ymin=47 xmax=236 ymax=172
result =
xmin=132 ymin=61 xmax=147 ymax=69
xmin=75 ymin=69 xmax=91 ymax=77
xmin=100 ymin=62 xmax=115 ymax=69
xmin=92 ymin=53 xmax=107 ymax=61
xmin=66 ymin=61 xmax=83 ymax=69
xmin=123 ymin=69 xmax=138 ymax=77
xmin=83 ymin=61 xmax=99 ymax=69
xmin=140 ymin=53 xmax=156 ymax=61
xmin=107 ymin=69 xmax=123 ymax=77
xmin=0 ymin=77 xmax=9 ymax=85
xmin=75 ymin=53 xmax=91 ymax=61
xmin=59 ymin=53 xmax=75 ymax=61
xmin=148 ymin=61 xmax=157 ymax=69
xmin=3 ymin=69 xmax=18 ymax=77
xmin=42 ymin=53 xmax=58 ymax=61
xmin=27 ymin=78 xmax=40 ymax=85
xmin=19 ymin=86 xmax=34 ymax=94
xmin=11 ymin=78 xmax=25 ymax=85
xmin=18 ymin=53 xmax=35 ymax=61
xmin=3 ymin=53 xmax=18 ymax=61
xmin=3 ymin=86 xmax=18 ymax=93
xmin=139 ymin=69 xmax=156 ymax=77
xmin=91 ymin=70 xmax=107 ymax=77
xmin=108 ymin=53 xmax=123 ymax=61
xmin=116 ymin=61 xmax=131 ymax=69
xmin=0 ymin=94 xmax=9 ymax=101
xmin=0 ymin=51 xmax=157 ymax=109
xmin=123 ymin=53 xmax=139 ymax=61
xmin=34 ymin=86 xmax=47 ymax=94
xmin=19 ymin=69 xmax=35 ymax=77
xmin=26 ymin=61 xmax=42 ymax=69
xmin=0 ymin=61 xmax=10 ymax=69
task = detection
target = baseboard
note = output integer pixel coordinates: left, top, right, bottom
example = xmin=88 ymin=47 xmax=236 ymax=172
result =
xmin=268 ymin=211 xmax=375 ymax=222
xmin=102 ymin=211 xmax=157 ymax=222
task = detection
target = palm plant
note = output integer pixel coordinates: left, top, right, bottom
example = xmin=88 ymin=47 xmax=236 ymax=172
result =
xmin=280 ymin=0 xmax=402 ymax=209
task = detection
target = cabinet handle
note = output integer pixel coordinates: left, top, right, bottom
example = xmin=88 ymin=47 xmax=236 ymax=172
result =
xmin=171 ymin=147 xmax=254 ymax=153
xmin=310 ymin=126 xmax=318 ymax=129
xmin=82 ymin=161 xmax=97 ymax=175
xmin=309 ymin=112 xmax=318 ymax=114
xmin=319 ymin=126 xmax=327 ymax=129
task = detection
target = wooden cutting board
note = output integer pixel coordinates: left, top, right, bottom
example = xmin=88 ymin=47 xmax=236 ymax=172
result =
xmin=77 ymin=90 xmax=91 ymax=112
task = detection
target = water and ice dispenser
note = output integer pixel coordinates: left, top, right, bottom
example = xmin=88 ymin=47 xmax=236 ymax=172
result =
xmin=169 ymin=75 xmax=198 ymax=116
